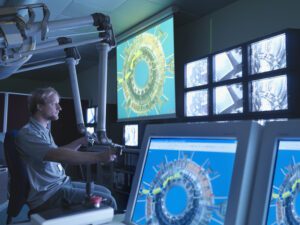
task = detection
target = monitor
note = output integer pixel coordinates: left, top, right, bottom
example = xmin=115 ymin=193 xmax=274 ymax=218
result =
xmin=185 ymin=57 xmax=208 ymax=88
xmin=248 ymin=119 xmax=300 ymax=225
xmin=185 ymin=89 xmax=208 ymax=117
xmin=213 ymin=47 xmax=242 ymax=82
xmin=124 ymin=121 xmax=262 ymax=225
xmin=250 ymin=75 xmax=287 ymax=112
xmin=248 ymin=33 xmax=286 ymax=74
xmin=86 ymin=107 xmax=97 ymax=125
xmin=117 ymin=16 xmax=176 ymax=121
xmin=213 ymin=83 xmax=243 ymax=114
xmin=124 ymin=124 xmax=139 ymax=147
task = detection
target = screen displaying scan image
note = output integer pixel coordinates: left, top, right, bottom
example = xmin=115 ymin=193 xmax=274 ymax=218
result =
xmin=117 ymin=17 xmax=175 ymax=120
xmin=131 ymin=137 xmax=237 ymax=225
xmin=266 ymin=139 xmax=300 ymax=225
xmin=124 ymin=124 xmax=139 ymax=147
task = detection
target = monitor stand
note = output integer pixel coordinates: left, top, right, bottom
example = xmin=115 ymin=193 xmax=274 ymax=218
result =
xmin=30 ymin=204 xmax=113 ymax=225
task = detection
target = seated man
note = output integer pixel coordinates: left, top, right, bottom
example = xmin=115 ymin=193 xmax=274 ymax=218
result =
xmin=15 ymin=87 xmax=117 ymax=213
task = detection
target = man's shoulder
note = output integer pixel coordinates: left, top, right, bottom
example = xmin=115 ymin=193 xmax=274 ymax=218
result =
xmin=17 ymin=122 xmax=43 ymax=140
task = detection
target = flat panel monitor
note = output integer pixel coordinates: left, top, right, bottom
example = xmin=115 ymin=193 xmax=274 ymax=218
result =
xmin=213 ymin=47 xmax=242 ymax=82
xmin=124 ymin=124 xmax=139 ymax=147
xmin=249 ymin=33 xmax=286 ymax=75
xmin=124 ymin=121 xmax=262 ymax=225
xmin=86 ymin=107 xmax=97 ymax=125
xmin=185 ymin=58 xmax=208 ymax=88
xmin=213 ymin=83 xmax=243 ymax=115
xmin=250 ymin=75 xmax=287 ymax=112
xmin=117 ymin=17 xmax=176 ymax=121
xmin=248 ymin=120 xmax=300 ymax=225
xmin=185 ymin=89 xmax=208 ymax=117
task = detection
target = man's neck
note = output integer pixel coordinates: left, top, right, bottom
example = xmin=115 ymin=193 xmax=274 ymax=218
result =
xmin=32 ymin=114 xmax=49 ymax=128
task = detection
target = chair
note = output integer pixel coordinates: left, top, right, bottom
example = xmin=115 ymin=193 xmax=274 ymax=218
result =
xmin=3 ymin=130 xmax=30 ymax=224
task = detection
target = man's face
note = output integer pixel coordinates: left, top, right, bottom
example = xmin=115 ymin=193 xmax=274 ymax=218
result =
xmin=39 ymin=94 xmax=62 ymax=121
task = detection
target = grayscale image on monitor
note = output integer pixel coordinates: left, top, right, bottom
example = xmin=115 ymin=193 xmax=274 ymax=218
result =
xmin=124 ymin=124 xmax=139 ymax=147
xmin=250 ymin=75 xmax=287 ymax=112
xmin=213 ymin=47 xmax=242 ymax=82
xmin=213 ymin=83 xmax=243 ymax=114
xmin=249 ymin=33 xmax=286 ymax=74
xmin=124 ymin=121 xmax=262 ymax=225
xmin=185 ymin=58 xmax=208 ymax=88
xmin=185 ymin=89 xmax=208 ymax=117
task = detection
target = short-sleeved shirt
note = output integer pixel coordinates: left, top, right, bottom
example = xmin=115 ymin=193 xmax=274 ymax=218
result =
xmin=16 ymin=117 xmax=69 ymax=209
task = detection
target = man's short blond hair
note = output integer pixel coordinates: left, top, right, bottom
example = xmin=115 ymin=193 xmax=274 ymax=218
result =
xmin=28 ymin=87 xmax=60 ymax=115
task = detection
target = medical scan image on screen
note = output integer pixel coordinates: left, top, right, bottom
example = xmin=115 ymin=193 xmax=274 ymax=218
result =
xmin=131 ymin=137 xmax=237 ymax=225
xmin=124 ymin=124 xmax=138 ymax=146
xmin=117 ymin=17 xmax=175 ymax=120
xmin=266 ymin=140 xmax=300 ymax=225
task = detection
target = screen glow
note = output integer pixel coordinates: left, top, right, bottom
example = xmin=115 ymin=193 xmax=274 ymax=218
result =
xmin=185 ymin=58 xmax=208 ymax=88
xmin=117 ymin=17 xmax=175 ymax=120
xmin=213 ymin=83 xmax=243 ymax=114
xmin=124 ymin=124 xmax=139 ymax=147
xmin=185 ymin=89 xmax=208 ymax=117
xmin=251 ymin=75 xmax=287 ymax=112
xmin=131 ymin=137 xmax=237 ymax=225
xmin=213 ymin=47 xmax=242 ymax=82
xmin=249 ymin=33 xmax=286 ymax=74
xmin=266 ymin=139 xmax=300 ymax=225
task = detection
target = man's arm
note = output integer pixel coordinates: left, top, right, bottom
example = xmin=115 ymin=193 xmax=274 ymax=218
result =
xmin=44 ymin=147 xmax=116 ymax=165
xmin=60 ymin=137 xmax=88 ymax=151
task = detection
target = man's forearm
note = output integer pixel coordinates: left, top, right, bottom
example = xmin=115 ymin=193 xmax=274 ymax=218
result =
xmin=44 ymin=147 xmax=112 ymax=165
xmin=61 ymin=137 xmax=86 ymax=151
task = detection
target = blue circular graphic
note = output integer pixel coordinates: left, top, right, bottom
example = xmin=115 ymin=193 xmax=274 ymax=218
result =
xmin=165 ymin=185 xmax=187 ymax=215
xmin=295 ymin=192 xmax=300 ymax=215
xmin=134 ymin=60 xmax=149 ymax=88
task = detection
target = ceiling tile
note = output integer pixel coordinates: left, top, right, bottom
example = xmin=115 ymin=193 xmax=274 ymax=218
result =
xmin=73 ymin=0 xmax=127 ymax=13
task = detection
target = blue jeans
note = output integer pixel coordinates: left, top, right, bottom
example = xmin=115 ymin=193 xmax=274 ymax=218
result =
xmin=32 ymin=181 xmax=117 ymax=213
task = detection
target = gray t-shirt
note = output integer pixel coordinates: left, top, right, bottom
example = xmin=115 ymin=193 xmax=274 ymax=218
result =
xmin=15 ymin=117 xmax=69 ymax=209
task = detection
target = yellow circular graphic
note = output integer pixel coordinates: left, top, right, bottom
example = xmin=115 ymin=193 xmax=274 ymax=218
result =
xmin=122 ymin=33 xmax=166 ymax=115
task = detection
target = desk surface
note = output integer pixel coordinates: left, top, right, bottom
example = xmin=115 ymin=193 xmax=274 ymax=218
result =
xmin=12 ymin=214 xmax=125 ymax=225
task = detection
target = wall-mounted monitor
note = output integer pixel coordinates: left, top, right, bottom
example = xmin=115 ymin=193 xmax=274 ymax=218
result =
xmin=250 ymin=75 xmax=287 ymax=112
xmin=248 ymin=120 xmax=300 ymax=225
xmin=213 ymin=83 xmax=243 ymax=114
xmin=185 ymin=58 xmax=208 ymax=88
xmin=124 ymin=124 xmax=139 ymax=147
xmin=86 ymin=107 xmax=97 ymax=125
xmin=249 ymin=33 xmax=286 ymax=75
xmin=117 ymin=16 xmax=176 ymax=121
xmin=124 ymin=121 xmax=262 ymax=225
xmin=185 ymin=89 xmax=208 ymax=117
xmin=213 ymin=47 xmax=242 ymax=82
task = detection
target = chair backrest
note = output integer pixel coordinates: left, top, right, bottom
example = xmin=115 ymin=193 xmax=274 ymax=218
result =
xmin=3 ymin=130 xmax=30 ymax=222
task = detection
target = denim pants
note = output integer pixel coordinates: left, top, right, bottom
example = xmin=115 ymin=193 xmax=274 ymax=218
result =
xmin=32 ymin=181 xmax=117 ymax=213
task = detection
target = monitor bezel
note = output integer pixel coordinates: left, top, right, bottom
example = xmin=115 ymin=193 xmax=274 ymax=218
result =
xmin=247 ymin=119 xmax=300 ymax=225
xmin=124 ymin=121 xmax=262 ymax=225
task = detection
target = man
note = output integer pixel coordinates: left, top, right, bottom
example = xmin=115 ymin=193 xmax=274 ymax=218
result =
xmin=16 ymin=87 xmax=117 ymax=213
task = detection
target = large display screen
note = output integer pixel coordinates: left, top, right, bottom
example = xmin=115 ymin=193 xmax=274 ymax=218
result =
xmin=117 ymin=17 xmax=175 ymax=120
xmin=131 ymin=137 xmax=237 ymax=225
xmin=266 ymin=139 xmax=300 ymax=225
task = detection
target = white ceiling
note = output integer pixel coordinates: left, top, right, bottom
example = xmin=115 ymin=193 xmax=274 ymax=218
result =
xmin=0 ymin=0 xmax=238 ymax=81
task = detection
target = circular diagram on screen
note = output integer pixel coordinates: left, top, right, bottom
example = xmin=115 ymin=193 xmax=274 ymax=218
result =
xmin=140 ymin=158 xmax=215 ymax=225
xmin=121 ymin=32 xmax=166 ymax=115
xmin=274 ymin=162 xmax=300 ymax=224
